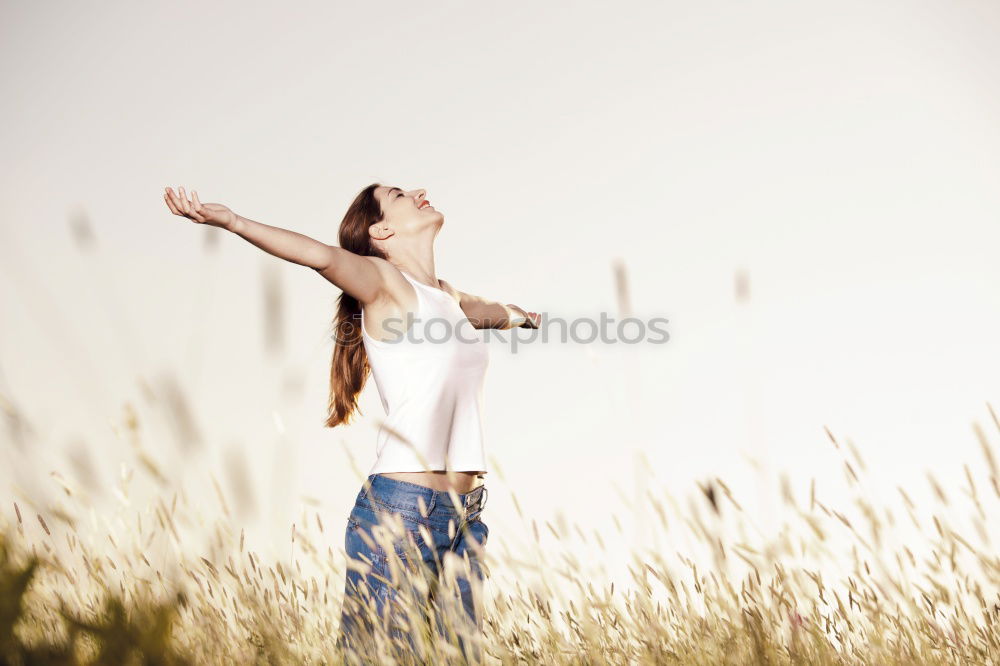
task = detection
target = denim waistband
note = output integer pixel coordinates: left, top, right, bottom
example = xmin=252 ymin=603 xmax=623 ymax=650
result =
xmin=356 ymin=473 xmax=488 ymax=517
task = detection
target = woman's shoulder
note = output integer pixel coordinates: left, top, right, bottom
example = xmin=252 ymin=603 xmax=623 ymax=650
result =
xmin=436 ymin=278 xmax=463 ymax=305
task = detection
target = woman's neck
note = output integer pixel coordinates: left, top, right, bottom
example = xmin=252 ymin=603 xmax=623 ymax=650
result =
xmin=391 ymin=256 xmax=438 ymax=288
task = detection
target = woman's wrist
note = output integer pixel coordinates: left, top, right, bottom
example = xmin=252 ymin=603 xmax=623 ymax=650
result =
xmin=227 ymin=213 xmax=245 ymax=234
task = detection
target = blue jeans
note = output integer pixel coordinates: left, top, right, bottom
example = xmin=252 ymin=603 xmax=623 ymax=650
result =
xmin=336 ymin=474 xmax=490 ymax=663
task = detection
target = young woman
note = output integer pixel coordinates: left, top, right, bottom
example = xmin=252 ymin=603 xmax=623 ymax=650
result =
xmin=163 ymin=183 xmax=540 ymax=661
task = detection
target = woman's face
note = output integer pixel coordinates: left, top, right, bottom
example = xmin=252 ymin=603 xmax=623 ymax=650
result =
xmin=372 ymin=186 xmax=444 ymax=242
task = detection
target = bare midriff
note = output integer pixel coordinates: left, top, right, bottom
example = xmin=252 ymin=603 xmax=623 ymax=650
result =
xmin=378 ymin=470 xmax=485 ymax=494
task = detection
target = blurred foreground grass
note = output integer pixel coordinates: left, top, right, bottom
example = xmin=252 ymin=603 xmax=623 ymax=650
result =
xmin=4 ymin=407 xmax=1000 ymax=665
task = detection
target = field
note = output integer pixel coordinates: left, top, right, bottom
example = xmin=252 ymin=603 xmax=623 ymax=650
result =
xmin=3 ymin=396 xmax=1000 ymax=665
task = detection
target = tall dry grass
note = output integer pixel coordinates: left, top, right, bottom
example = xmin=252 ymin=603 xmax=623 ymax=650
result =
xmin=3 ymin=396 xmax=1000 ymax=664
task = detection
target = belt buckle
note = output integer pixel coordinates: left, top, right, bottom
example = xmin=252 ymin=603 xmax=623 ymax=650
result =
xmin=464 ymin=485 xmax=487 ymax=512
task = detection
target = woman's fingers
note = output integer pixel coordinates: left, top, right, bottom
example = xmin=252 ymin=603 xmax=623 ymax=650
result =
xmin=165 ymin=188 xmax=184 ymax=215
xmin=164 ymin=191 xmax=182 ymax=215
xmin=166 ymin=187 xmax=182 ymax=212
xmin=177 ymin=186 xmax=191 ymax=214
xmin=171 ymin=189 xmax=189 ymax=216
xmin=178 ymin=186 xmax=204 ymax=221
xmin=189 ymin=190 xmax=207 ymax=222
xmin=164 ymin=185 xmax=206 ymax=223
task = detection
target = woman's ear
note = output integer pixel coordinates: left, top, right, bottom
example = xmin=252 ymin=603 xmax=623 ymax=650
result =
xmin=369 ymin=224 xmax=392 ymax=241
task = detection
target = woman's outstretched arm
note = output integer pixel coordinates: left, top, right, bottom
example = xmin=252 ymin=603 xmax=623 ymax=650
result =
xmin=163 ymin=186 xmax=386 ymax=304
xmin=438 ymin=279 xmax=540 ymax=330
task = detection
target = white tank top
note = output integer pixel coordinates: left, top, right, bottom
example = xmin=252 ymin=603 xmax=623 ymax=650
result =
xmin=361 ymin=269 xmax=490 ymax=476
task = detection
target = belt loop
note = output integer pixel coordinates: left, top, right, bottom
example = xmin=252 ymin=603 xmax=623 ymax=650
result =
xmin=360 ymin=474 xmax=377 ymax=505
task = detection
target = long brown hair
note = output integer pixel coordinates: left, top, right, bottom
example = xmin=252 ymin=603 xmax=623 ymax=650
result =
xmin=324 ymin=183 xmax=389 ymax=428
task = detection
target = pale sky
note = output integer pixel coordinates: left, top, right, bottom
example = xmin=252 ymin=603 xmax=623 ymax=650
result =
xmin=3 ymin=0 xmax=999 ymax=588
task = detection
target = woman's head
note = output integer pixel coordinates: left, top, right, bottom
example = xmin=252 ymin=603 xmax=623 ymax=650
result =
xmin=367 ymin=185 xmax=443 ymax=256
xmin=336 ymin=184 xmax=443 ymax=262
xmin=325 ymin=182 xmax=442 ymax=428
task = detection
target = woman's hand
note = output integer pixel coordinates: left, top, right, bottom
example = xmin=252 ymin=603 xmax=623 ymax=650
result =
xmin=164 ymin=186 xmax=238 ymax=231
xmin=506 ymin=304 xmax=541 ymax=329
